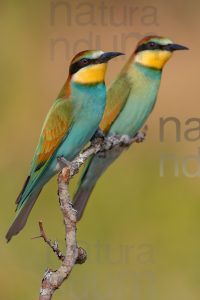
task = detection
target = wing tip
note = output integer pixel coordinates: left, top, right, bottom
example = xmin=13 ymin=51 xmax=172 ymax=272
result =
xmin=15 ymin=176 xmax=30 ymax=205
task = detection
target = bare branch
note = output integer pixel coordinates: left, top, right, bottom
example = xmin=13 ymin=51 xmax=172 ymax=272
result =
xmin=39 ymin=168 xmax=87 ymax=300
xmin=38 ymin=128 xmax=147 ymax=299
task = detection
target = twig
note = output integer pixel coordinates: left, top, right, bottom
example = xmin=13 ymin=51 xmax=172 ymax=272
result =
xmin=32 ymin=221 xmax=65 ymax=262
xmin=38 ymin=128 xmax=147 ymax=299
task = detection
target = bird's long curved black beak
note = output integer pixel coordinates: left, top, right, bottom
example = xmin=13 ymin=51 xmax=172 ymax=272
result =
xmin=165 ymin=43 xmax=189 ymax=51
xmin=99 ymin=52 xmax=124 ymax=63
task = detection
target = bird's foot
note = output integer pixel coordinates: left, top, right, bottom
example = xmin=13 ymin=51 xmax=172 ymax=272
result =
xmin=133 ymin=131 xmax=146 ymax=143
xmin=119 ymin=135 xmax=132 ymax=146
xmin=91 ymin=128 xmax=105 ymax=146
xmin=71 ymin=206 xmax=78 ymax=215
xmin=57 ymin=156 xmax=81 ymax=178
xmin=57 ymin=156 xmax=71 ymax=168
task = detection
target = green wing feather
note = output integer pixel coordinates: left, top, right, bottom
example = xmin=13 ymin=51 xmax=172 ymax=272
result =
xmin=100 ymin=72 xmax=131 ymax=133
xmin=6 ymin=97 xmax=75 ymax=241
xmin=15 ymin=97 xmax=74 ymax=209
xmin=31 ymin=98 xmax=74 ymax=173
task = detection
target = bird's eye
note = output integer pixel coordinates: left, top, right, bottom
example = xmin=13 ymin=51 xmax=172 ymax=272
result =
xmin=149 ymin=42 xmax=156 ymax=48
xmin=81 ymin=58 xmax=89 ymax=65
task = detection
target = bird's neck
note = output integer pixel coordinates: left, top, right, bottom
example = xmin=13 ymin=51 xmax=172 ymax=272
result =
xmin=57 ymin=75 xmax=104 ymax=99
xmin=125 ymin=59 xmax=162 ymax=83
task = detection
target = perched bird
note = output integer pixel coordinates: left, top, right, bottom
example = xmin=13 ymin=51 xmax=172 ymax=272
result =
xmin=73 ymin=36 xmax=188 ymax=220
xmin=6 ymin=50 xmax=123 ymax=242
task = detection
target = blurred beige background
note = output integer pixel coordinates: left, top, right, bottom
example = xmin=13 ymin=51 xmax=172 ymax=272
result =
xmin=0 ymin=0 xmax=200 ymax=299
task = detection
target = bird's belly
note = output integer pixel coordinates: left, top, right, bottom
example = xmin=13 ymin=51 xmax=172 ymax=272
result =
xmin=109 ymin=95 xmax=156 ymax=137
xmin=59 ymin=123 xmax=95 ymax=159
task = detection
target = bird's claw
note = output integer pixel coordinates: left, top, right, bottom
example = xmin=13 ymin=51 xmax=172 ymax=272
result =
xmin=72 ymin=207 xmax=78 ymax=214
xmin=134 ymin=131 xmax=146 ymax=143
xmin=120 ymin=135 xmax=132 ymax=146
xmin=57 ymin=156 xmax=71 ymax=168
xmin=68 ymin=201 xmax=78 ymax=214
xmin=91 ymin=128 xmax=105 ymax=145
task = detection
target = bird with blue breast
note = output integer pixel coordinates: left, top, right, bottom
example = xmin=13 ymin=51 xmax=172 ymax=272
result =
xmin=6 ymin=49 xmax=123 ymax=242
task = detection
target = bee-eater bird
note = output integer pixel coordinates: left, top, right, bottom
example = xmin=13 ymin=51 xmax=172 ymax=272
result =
xmin=6 ymin=50 xmax=123 ymax=242
xmin=73 ymin=36 xmax=188 ymax=221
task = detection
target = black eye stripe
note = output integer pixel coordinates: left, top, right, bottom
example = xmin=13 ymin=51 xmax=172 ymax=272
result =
xmin=135 ymin=42 xmax=167 ymax=53
xmin=70 ymin=58 xmax=99 ymax=75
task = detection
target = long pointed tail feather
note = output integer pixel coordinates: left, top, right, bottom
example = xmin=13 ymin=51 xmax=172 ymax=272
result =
xmin=73 ymin=177 xmax=96 ymax=221
xmin=6 ymin=188 xmax=42 ymax=242
xmin=6 ymin=171 xmax=47 ymax=242
xmin=73 ymin=150 xmax=120 ymax=221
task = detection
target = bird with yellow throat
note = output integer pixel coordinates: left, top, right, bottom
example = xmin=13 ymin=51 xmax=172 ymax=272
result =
xmin=6 ymin=50 xmax=123 ymax=242
xmin=73 ymin=36 xmax=188 ymax=220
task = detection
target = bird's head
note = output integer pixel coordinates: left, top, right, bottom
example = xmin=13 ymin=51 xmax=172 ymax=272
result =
xmin=69 ymin=50 xmax=124 ymax=84
xmin=134 ymin=36 xmax=188 ymax=70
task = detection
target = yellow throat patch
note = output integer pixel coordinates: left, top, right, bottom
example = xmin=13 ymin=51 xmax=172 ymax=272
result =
xmin=73 ymin=63 xmax=107 ymax=84
xmin=135 ymin=50 xmax=172 ymax=69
